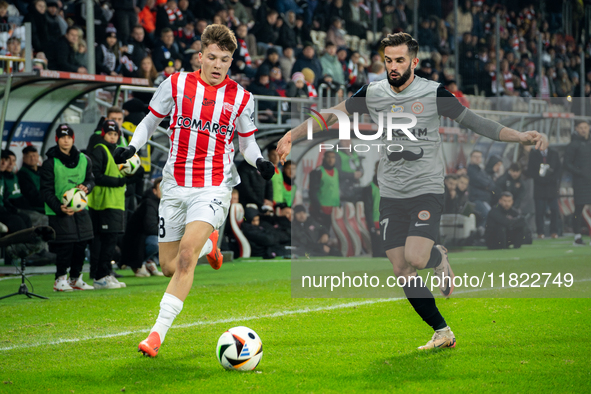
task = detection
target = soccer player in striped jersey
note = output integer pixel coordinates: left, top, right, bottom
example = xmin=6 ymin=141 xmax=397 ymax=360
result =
xmin=276 ymin=32 xmax=548 ymax=350
xmin=113 ymin=24 xmax=275 ymax=357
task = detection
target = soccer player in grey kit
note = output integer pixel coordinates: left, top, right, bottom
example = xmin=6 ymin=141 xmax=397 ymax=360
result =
xmin=276 ymin=33 xmax=548 ymax=349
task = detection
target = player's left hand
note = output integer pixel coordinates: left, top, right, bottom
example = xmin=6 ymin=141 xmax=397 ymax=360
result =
xmin=256 ymin=158 xmax=275 ymax=181
xmin=113 ymin=145 xmax=136 ymax=164
xmin=519 ymin=130 xmax=548 ymax=150
xmin=77 ymin=184 xmax=89 ymax=194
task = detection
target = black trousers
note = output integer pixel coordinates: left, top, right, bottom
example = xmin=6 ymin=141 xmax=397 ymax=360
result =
xmin=486 ymin=225 xmax=526 ymax=250
xmin=572 ymin=204 xmax=588 ymax=235
xmin=0 ymin=211 xmax=32 ymax=233
xmin=51 ymin=241 xmax=87 ymax=280
xmin=89 ymin=210 xmax=119 ymax=280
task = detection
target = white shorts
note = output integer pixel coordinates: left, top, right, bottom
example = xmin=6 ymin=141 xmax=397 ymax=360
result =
xmin=158 ymin=178 xmax=232 ymax=243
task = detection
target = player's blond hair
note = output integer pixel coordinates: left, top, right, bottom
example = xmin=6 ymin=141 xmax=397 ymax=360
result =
xmin=201 ymin=24 xmax=237 ymax=54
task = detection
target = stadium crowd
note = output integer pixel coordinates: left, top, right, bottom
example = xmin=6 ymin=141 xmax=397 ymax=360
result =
xmin=1 ymin=0 xmax=590 ymax=102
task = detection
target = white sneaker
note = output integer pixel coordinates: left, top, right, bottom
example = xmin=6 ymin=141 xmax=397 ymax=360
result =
xmin=69 ymin=274 xmax=94 ymax=290
xmin=107 ymin=275 xmax=126 ymax=288
xmin=418 ymin=326 xmax=456 ymax=350
xmin=54 ymin=275 xmax=74 ymax=292
xmin=134 ymin=265 xmax=150 ymax=277
xmin=93 ymin=276 xmax=120 ymax=290
xmin=145 ymin=261 xmax=164 ymax=276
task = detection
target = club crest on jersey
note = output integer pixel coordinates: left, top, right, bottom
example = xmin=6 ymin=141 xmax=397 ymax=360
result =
xmin=391 ymin=104 xmax=404 ymax=113
xmin=203 ymin=98 xmax=215 ymax=106
xmin=411 ymin=101 xmax=424 ymax=114
xmin=223 ymin=102 xmax=234 ymax=113
xmin=418 ymin=210 xmax=431 ymax=221
xmin=176 ymin=116 xmax=234 ymax=136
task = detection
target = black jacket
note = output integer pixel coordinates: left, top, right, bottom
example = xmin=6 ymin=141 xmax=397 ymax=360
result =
xmin=89 ymin=140 xmax=127 ymax=233
xmin=564 ymin=133 xmax=591 ymax=204
xmin=485 ymin=203 xmax=526 ymax=244
xmin=121 ymin=188 xmax=159 ymax=269
xmin=527 ymin=149 xmax=562 ymax=200
xmin=495 ymin=171 xmax=525 ymax=207
xmin=292 ymin=217 xmax=329 ymax=256
xmin=467 ymin=163 xmax=497 ymax=204
xmin=17 ymin=164 xmax=44 ymax=213
xmin=241 ymin=221 xmax=285 ymax=257
xmin=40 ymin=146 xmax=95 ymax=243
xmin=236 ymin=160 xmax=273 ymax=209
xmin=152 ymin=42 xmax=183 ymax=72
xmin=50 ymin=36 xmax=85 ymax=72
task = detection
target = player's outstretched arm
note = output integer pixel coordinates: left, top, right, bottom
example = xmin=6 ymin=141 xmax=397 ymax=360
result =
xmin=454 ymin=108 xmax=548 ymax=151
xmin=113 ymin=112 xmax=163 ymax=164
xmin=276 ymin=100 xmax=350 ymax=164
xmin=238 ymin=133 xmax=275 ymax=181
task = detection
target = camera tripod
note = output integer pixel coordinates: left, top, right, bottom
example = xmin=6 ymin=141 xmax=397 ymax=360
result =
xmin=0 ymin=256 xmax=48 ymax=300
xmin=0 ymin=226 xmax=55 ymax=301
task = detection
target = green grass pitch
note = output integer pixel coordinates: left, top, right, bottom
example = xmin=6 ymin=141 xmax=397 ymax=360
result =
xmin=0 ymin=238 xmax=590 ymax=393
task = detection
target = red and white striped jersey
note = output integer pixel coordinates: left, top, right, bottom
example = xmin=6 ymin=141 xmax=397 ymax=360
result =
xmin=148 ymin=70 xmax=257 ymax=188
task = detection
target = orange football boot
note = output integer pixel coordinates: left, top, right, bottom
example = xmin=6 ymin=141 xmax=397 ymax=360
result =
xmin=138 ymin=332 xmax=161 ymax=357
xmin=206 ymin=230 xmax=223 ymax=270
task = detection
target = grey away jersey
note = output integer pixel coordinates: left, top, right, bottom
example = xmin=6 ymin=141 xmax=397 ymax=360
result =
xmin=345 ymin=76 xmax=465 ymax=199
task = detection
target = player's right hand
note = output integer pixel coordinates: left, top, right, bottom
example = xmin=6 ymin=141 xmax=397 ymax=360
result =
xmin=276 ymin=131 xmax=292 ymax=164
xmin=113 ymin=145 xmax=137 ymax=164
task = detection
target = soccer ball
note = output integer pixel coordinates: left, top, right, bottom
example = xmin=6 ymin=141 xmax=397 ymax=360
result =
xmin=118 ymin=154 xmax=141 ymax=176
xmin=216 ymin=326 xmax=263 ymax=371
xmin=62 ymin=188 xmax=87 ymax=212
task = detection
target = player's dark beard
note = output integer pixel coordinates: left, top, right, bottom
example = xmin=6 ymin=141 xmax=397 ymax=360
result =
xmin=387 ymin=65 xmax=412 ymax=88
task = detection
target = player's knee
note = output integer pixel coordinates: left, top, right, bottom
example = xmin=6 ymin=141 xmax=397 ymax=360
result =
xmin=176 ymin=248 xmax=195 ymax=274
xmin=404 ymin=251 xmax=428 ymax=269
xmin=161 ymin=265 xmax=175 ymax=277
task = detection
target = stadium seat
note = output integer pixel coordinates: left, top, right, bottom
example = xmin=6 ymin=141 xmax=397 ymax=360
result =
xmin=355 ymin=202 xmax=372 ymax=253
xmin=229 ymin=203 xmax=251 ymax=258
xmin=310 ymin=30 xmax=320 ymax=47
xmin=359 ymin=39 xmax=369 ymax=56
xmin=558 ymin=187 xmax=575 ymax=216
xmin=317 ymin=31 xmax=327 ymax=49
xmin=343 ymin=202 xmax=363 ymax=256
xmin=331 ymin=207 xmax=353 ymax=257
xmin=350 ymin=36 xmax=360 ymax=51
xmin=439 ymin=214 xmax=477 ymax=242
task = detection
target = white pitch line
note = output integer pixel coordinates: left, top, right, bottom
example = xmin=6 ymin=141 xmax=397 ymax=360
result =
xmin=2 ymin=279 xmax=590 ymax=353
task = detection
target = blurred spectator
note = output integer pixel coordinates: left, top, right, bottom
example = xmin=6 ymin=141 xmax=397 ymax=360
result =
xmin=319 ymin=41 xmax=346 ymax=86
xmin=564 ymin=121 xmax=591 ymax=245
xmin=345 ymin=0 xmax=370 ymax=38
xmin=302 ymin=68 xmax=318 ymax=100
xmin=192 ymin=0 xmax=224 ymax=23
xmin=261 ymin=47 xmax=280 ymax=70
xmin=227 ymin=0 xmax=250 ymax=25
xmin=270 ymin=67 xmax=286 ymax=93
xmin=50 ymin=26 xmax=88 ymax=73
xmin=327 ymin=17 xmax=347 ymax=48
xmin=24 ymin=0 xmax=49 ymax=53
xmin=485 ymin=192 xmax=527 ymax=250
xmin=367 ymin=61 xmax=386 ymax=82
xmin=111 ymin=0 xmax=139 ymax=44
xmin=241 ymin=207 xmax=289 ymax=258
xmin=309 ymin=151 xmax=340 ymax=230
xmin=0 ymin=154 xmax=32 ymax=235
xmin=17 ymin=146 xmax=44 ymax=214
xmin=40 ymin=124 xmax=93 ymax=290
xmin=292 ymin=205 xmax=333 ymax=256
xmin=156 ymin=0 xmax=186 ymax=37
xmin=247 ymin=66 xmax=280 ymax=122
xmin=417 ymin=18 xmax=435 ymax=52
xmin=277 ymin=12 xmax=297 ymax=49
xmin=415 ymin=58 xmax=436 ymax=80
xmin=484 ymin=154 xmax=503 ymax=182
xmin=177 ymin=20 xmax=196 ymax=50
xmin=72 ymin=0 xmax=110 ymax=45
xmin=138 ymin=0 xmax=157 ymax=37
xmin=178 ymin=0 xmax=194 ymax=23
xmin=446 ymin=0 xmax=473 ymax=36
xmin=495 ymin=163 xmax=524 ymax=207
xmin=4 ymin=37 xmax=24 ymax=73
xmin=293 ymin=14 xmax=312 ymax=48
xmin=456 ymin=174 xmax=470 ymax=211
xmin=287 ymin=72 xmax=308 ymax=98
xmin=46 ymin=0 xmax=67 ymax=44
xmin=291 ymin=43 xmax=323 ymax=86
xmin=121 ymin=25 xmax=148 ymax=77
xmin=231 ymin=23 xmax=256 ymax=78
xmin=443 ymin=174 xmax=461 ymax=214
xmin=467 ymin=150 xmax=496 ymax=228
xmin=121 ymin=177 xmax=163 ymax=277
xmin=96 ymin=25 xmax=121 ymax=76
xmin=152 ymin=27 xmax=182 ymax=71
xmin=527 ymin=148 xmax=562 ymax=239
xmin=236 ymin=159 xmax=273 ymax=212
xmin=334 ymin=139 xmax=362 ymax=197
xmin=554 ymin=69 xmax=573 ymax=97
xmin=137 ymin=56 xmax=158 ymax=86
xmin=348 ymin=51 xmax=368 ymax=92
xmin=445 ymin=80 xmax=469 ymax=107
xmin=0 ymin=1 xmax=9 ymax=25
xmin=186 ymin=51 xmax=201 ymax=71
xmin=251 ymin=8 xmax=279 ymax=49
xmin=279 ymin=47 xmax=296 ymax=81
xmin=154 ymin=60 xmax=176 ymax=86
